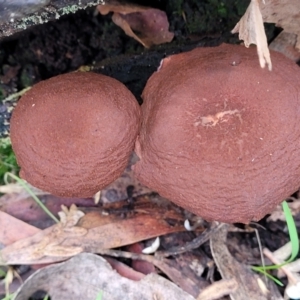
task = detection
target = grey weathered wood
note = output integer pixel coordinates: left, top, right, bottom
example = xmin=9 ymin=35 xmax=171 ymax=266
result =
xmin=0 ymin=0 xmax=105 ymax=39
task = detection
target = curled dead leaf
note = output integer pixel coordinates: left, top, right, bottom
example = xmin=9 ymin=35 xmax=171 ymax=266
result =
xmin=13 ymin=253 xmax=195 ymax=300
xmin=260 ymin=0 xmax=300 ymax=51
xmin=232 ymin=0 xmax=272 ymax=70
xmin=98 ymin=3 xmax=174 ymax=48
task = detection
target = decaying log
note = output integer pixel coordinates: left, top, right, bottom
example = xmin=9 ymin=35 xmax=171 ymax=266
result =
xmin=0 ymin=0 xmax=105 ymax=39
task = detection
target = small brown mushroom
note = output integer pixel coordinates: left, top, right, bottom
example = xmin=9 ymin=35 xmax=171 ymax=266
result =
xmin=10 ymin=72 xmax=140 ymax=197
xmin=133 ymin=43 xmax=300 ymax=223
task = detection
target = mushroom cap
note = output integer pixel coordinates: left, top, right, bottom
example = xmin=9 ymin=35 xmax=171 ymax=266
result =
xmin=133 ymin=44 xmax=300 ymax=223
xmin=10 ymin=72 xmax=140 ymax=197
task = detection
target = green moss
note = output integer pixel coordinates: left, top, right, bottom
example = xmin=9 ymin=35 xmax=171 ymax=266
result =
xmin=15 ymin=1 xmax=104 ymax=32
xmin=0 ymin=87 xmax=4 ymax=101
xmin=20 ymin=65 xmax=35 ymax=88
xmin=0 ymin=138 xmax=19 ymax=185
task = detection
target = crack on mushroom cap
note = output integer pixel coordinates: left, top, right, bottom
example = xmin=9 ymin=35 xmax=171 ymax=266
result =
xmin=195 ymin=109 xmax=242 ymax=127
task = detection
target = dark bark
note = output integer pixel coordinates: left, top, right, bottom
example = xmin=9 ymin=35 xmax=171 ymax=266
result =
xmin=0 ymin=0 xmax=105 ymax=39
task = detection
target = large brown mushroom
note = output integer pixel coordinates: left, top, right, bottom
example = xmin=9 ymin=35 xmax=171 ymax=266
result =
xmin=133 ymin=43 xmax=300 ymax=223
xmin=10 ymin=72 xmax=140 ymax=198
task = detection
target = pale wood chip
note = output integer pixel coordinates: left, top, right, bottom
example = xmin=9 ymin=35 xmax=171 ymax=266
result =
xmin=196 ymin=278 xmax=238 ymax=300
xmin=210 ymin=224 xmax=283 ymax=299
xmin=232 ymin=0 xmax=272 ymax=70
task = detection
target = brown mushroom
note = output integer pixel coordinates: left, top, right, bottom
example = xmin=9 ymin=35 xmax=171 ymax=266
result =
xmin=133 ymin=43 xmax=300 ymax=223
xmin=10 ymin=72 xmax=140 ymax=198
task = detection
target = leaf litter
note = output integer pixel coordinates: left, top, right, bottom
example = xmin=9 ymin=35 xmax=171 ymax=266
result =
xmin=98 ymin=2 xmax=174 ymax=48
xmin=0 ymin=163 xmax=293 ymax=299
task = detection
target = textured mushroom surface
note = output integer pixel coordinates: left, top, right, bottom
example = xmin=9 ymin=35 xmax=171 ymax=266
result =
xmin=11 ymin=72 xmax=140 ymax=197
xmin=133 ymin=43 xmax=300 ymax=223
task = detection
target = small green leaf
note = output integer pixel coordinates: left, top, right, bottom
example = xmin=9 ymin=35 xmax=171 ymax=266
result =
xmin=252 ymin=200 xmax=299 ymax=284
xmin=96 ymin=291 xmax=103 ymax=300
xmin=282 ymin=201 xmax=299 ymax=262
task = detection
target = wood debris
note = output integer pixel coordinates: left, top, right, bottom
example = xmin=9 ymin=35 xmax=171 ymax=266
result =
xmin=232 ymin=0 xmax=272 ymax=70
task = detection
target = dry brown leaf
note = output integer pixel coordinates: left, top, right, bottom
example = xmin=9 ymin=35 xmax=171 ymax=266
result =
xmin=111 ymin=12 xmax=147 ymax=47
xmin=269 ymin=31 xmax=300 ymax=62
xmin=13 ymin=253 xmax=195 ymax=300
xmin=197 ymin=279 xmax=238 ymax=300
xmin=0 ymin=211 xmax=40 ymax=245
xmin=232 ymin=0 xmax=272 ymax=70
xmin=0 ymin=196 xmax=186 ymax=265
xmin=95 ymin=247 xmax=209 ymax=297
xmin=0 ymin=205 xmax=86 ymax=265
xmin=0 ymin=191 xmax=94 ymax=223
xmin=151 ymin=254 xmax=208 ymax=298
xmin=125 ymin=243 xmax=209 ymax=297
xmin=126 ymin=243 xmax=156 ymax=275
xmin=98 ymin=3 xmax=174 ymax=48
xmin=0 ymin=183 xmax=48 ymax=195
xmin=105 ymin=256 xmax=146 ymax=281
xmin=260 ymin=0 xmax=300 ymax=50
